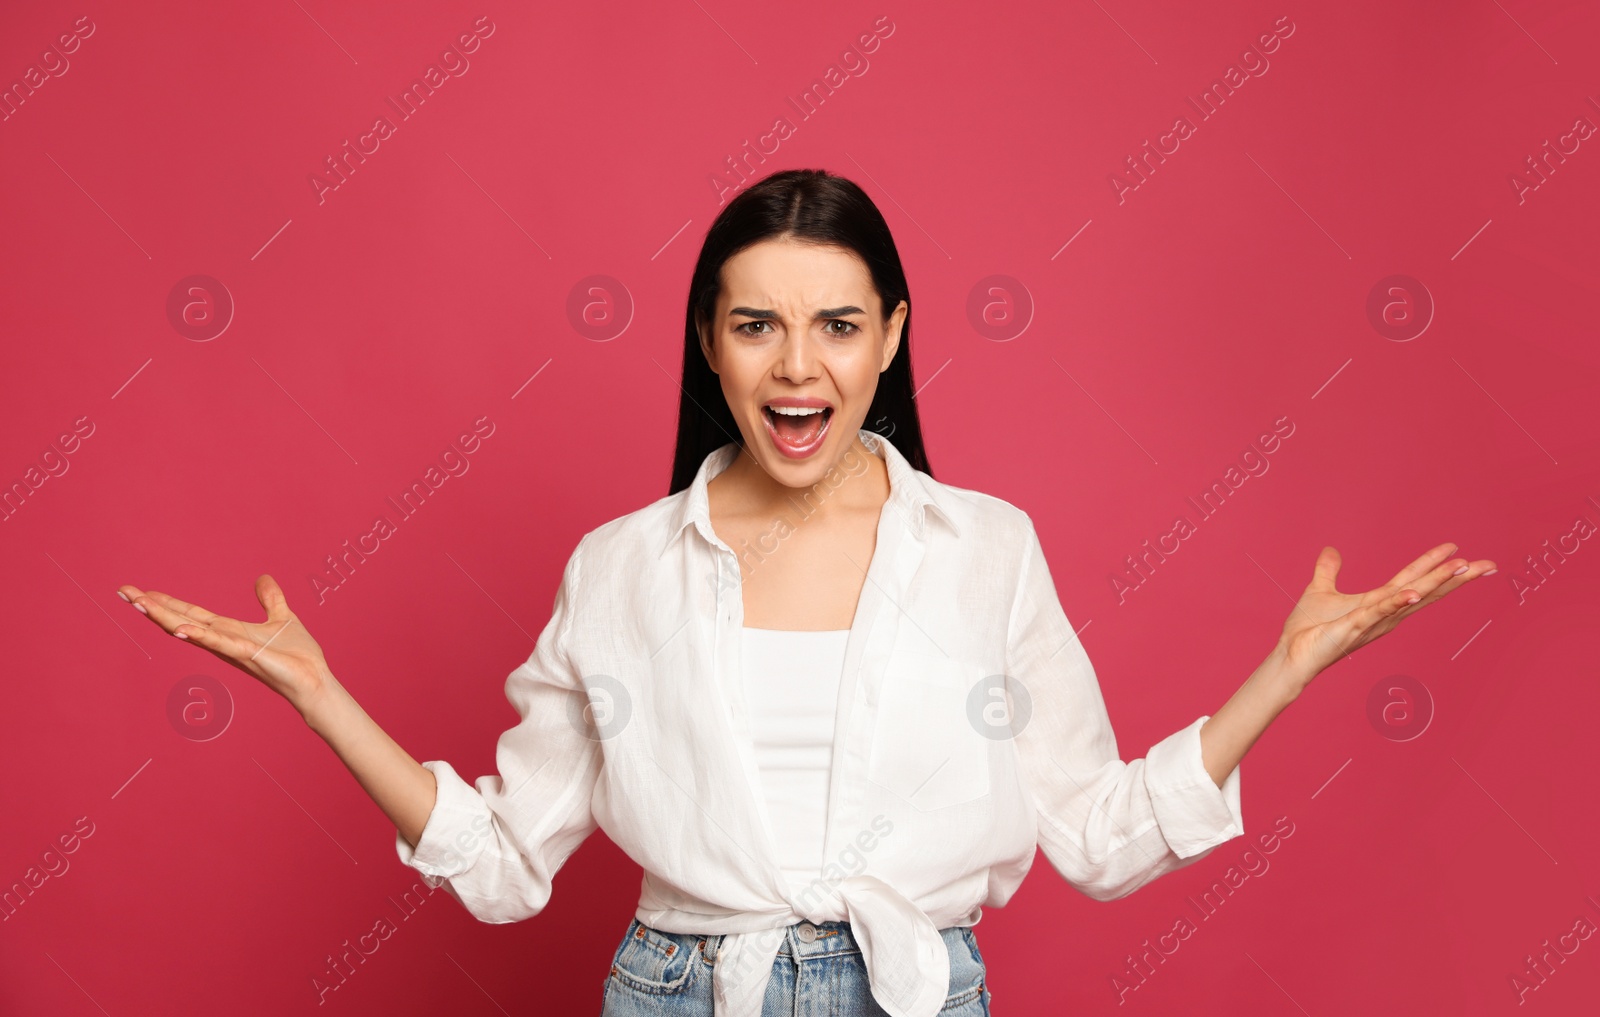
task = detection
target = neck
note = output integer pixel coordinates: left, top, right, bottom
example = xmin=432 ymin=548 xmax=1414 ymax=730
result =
xmin=712 ymin=434 xmax=888 ymax=522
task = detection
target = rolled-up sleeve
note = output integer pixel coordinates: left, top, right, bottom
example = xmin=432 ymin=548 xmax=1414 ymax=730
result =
xmin=1006 ymin=517 xmax=1243 ymax=901
xmin=394 ymin=535 xmax=603 ymax=923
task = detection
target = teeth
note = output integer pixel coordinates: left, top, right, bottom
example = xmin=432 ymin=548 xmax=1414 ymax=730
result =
xmin=767 ymin=405 xmax=827 ymax=416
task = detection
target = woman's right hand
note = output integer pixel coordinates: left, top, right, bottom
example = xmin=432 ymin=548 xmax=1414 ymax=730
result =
xmin=117 ymin=574 xmax=332 ymax=717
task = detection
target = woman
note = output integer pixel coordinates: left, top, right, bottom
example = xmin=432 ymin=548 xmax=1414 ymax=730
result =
xmin=117 ymin=169 xmax=1493 ymax=1016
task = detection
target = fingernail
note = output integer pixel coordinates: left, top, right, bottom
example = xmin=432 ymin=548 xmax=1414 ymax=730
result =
xmin=116 ymin=590 xmax=130 ymax=602
xmin=1452 ymin=565 xmax=1467 ymax=576
xmin=134 ymin=602 xmax=148 ymax=615
xmin=1482 ymin=568 xmax=1497 ymax=576
xmin=175 ymin=630 xmax=189 ymax=640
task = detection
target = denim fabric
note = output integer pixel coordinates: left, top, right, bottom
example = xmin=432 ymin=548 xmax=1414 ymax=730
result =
xmin=599 ymin=917 xmax=992 ymax=1016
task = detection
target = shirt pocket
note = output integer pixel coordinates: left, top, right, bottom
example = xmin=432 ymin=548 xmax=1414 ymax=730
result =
xmin=867 ymin=649 xmax=991 ymax=810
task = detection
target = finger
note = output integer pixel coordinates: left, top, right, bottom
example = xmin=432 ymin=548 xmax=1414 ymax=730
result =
xmin=1387 ymin=542 xmax=1459 ymax=590
xmin=131 ymin=593 xmax=201 ymax=635
xmin=132 ymin=594 xmax=237 ymax=643
xmin=1395 ymin=558 xmax=1497 ymax=617
xmin=138 ymin=589 xmax=220 ymax=625
xmin=169 ymin=617 xmax=265 ymax=665
xmin=1349 ymin=584 xmax=1421 ymax=635
xmin=1400 ymin=554 xmax=1467 ymax=601
xmin=1308 ymin=546 xmax=1342 ymax=592
xmin=125 ymin=586 xmax=270 ymax=654
xmin=255 ymin=574 xmax=294 ymax=622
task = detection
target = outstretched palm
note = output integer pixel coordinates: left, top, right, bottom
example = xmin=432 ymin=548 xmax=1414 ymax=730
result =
xmin=1278 ymin=542 xmax=1495 ymax=679
xmin=117 ymin=574 xmax=330 ymax=711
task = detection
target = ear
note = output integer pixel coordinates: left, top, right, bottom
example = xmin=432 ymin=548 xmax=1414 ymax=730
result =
xmin=880 ymin=299 xmax=908 ymax=372
xmin=697 ymin=315 xmax=718 ymax=375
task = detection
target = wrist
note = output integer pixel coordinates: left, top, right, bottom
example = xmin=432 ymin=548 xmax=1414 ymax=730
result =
xmin=296 ymin=667 xmax=351 ymax=735
xmin=1267 ymin=639 xmax=1318 ymax=703
xmin=1257 ymin=639 xmax=1315 ymax=706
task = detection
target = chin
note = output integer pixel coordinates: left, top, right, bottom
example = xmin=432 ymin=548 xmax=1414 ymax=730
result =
xmin=771 ymin=436 xmax=866 ymax=490
xmin=774 ymin=458 xmax=835 ymax=490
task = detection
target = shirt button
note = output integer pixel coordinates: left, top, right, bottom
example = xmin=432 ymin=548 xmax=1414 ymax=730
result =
xmin=796 ymin=922 xmax=817 ymax=943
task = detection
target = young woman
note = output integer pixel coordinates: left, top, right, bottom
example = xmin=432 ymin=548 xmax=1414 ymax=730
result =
xmin=117 ymin=169 xmax=1494 ymax=1017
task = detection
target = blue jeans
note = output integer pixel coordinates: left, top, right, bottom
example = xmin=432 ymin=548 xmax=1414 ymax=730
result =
xmin=600 ymin=917 xmax=992 ymax=1016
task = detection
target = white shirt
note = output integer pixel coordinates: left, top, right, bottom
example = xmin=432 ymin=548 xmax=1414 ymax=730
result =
xmin=740 ymin=626 xmax=851 ymax=895
xmin=395 ymin=428 xmax=1245 ymax=1017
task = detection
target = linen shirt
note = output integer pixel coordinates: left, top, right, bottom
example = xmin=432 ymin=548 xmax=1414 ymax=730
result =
xmin=394 ymin=428 xmax=1245 ymax=1017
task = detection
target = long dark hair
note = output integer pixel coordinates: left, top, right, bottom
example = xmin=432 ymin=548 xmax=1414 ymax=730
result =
xmin=667 ymin=168 xmax=933 ymax=495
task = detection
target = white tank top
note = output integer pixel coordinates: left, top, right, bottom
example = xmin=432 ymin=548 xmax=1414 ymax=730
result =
xmin=740 ymin=625 xmax=850 ymax=897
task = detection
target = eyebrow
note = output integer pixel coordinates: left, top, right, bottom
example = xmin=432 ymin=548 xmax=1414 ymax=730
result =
xmin=728 ymin=305 xmax=866 ymax=321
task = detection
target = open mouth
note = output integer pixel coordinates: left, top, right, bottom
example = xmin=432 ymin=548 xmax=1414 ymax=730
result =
xmin=761 ymin=404 xmax=833 ymax=458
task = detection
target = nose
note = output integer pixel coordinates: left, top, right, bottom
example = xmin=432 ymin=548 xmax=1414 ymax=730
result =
xmin=774 ymin=329 xmax=821 ymax=383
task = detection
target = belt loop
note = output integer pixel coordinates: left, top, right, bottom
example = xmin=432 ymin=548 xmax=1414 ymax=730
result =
xmin=699 ymin=933 xmax=722 ymax=964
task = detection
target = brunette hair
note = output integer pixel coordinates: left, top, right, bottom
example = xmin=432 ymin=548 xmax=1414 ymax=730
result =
xmin=668 ymin=168 xmax=933 ymax=494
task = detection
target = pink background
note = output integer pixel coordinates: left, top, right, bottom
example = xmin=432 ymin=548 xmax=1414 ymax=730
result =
xmin=4 ymin=1 xmax=1599 ymax=1013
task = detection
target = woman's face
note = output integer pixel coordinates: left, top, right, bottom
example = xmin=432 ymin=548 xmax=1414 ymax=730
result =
xmin=698 ymin=237 xmax=907 ymax=490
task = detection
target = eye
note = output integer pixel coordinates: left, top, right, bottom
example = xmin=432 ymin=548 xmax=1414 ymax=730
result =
xmin=734 ymin=321 xmax=772 ymax=336
xmin=825 ymin=320 xmax=860 ymax=336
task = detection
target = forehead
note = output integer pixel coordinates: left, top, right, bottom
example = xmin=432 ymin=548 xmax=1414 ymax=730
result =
xmin=716 ymin=239 xmax=878 ymax=314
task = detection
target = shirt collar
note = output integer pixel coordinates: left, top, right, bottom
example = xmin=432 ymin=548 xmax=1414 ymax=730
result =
xmin=657 ymin=428 xmax=961 ymax=559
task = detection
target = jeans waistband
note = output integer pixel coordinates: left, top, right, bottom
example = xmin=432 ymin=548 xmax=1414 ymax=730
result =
xmin=704 ymin=919 xmax=869 ymax=965
xmin=698 ymin=919 xmax=975 ymax=966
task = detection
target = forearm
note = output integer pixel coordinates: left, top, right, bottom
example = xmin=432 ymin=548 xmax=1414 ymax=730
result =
xmin=297 ymin=672 xmax=438 ymax=850
xmin=1198 ymin=640 xmax=1312 ymax=788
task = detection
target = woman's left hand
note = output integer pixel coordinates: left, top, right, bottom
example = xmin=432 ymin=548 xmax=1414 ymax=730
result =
xmin=1276 ymin=543 xmax=1496 ymax=681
